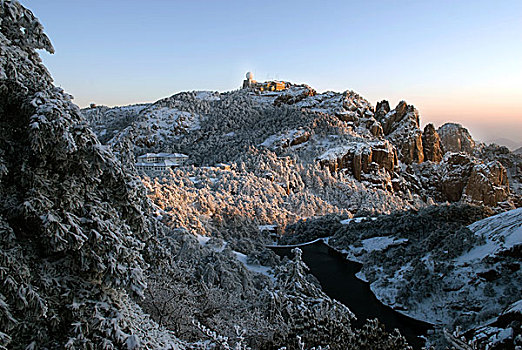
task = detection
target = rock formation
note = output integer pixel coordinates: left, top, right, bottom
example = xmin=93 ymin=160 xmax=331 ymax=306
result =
xmin=464 ymin=161 xmax=510 ymax=206
xmin=422 ymin=123 xmax=444 ymax=162
xmin=440 ymin=153 xmax=476 ymax=202
xmin=274 ymin=84 xmax=316 ymax=106
xmin=437 ymin=122 xmax=476 ymax=154
xmin=377 ymin=101 xmax=424 ymax=164
xmin=439 ymin=153 xmax=510 ymax=205
xmin=318 ymin=140 xmax=397 ymax=181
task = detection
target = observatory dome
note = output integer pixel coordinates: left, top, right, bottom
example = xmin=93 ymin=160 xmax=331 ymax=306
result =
xmin=246 ymin=72 xmax=254 ymax=80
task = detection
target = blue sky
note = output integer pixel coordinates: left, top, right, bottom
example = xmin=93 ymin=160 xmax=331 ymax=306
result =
xmin=24 ymin=0 xmax=522 ymax=143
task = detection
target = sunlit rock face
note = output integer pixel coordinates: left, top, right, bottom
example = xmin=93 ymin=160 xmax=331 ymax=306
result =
xmin=438 ymin=122 xmax=476 ymax=154
xmin=464 ymin=161 xmax=510 ymax=206
xmin=377 ymin=100 xmax=424 ymax=164
xmin=422 ymin=123 xmax=444 ymax=163
xmin=317 ymin=140 xmax=397 ymax=181
xmin=439 ymin=153 xmax=510 ymax=205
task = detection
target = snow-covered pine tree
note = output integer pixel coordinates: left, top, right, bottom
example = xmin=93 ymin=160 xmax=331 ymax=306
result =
xmin=0 ymin=1 xmax=182 ymax=348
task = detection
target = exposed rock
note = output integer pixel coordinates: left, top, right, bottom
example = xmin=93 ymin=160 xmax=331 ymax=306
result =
xmin=422 ymin=123 xmax=444 ymax=162
xmin=440 ymin=153 xmax=476 ymax=202
xmin=374 ymin=100 xmax=390 ymax=122
xmin=439 ymin=153 xmax=510 ymax=206
xmin=273 ymin=84 xmax=316 ymax=106
xmin=378 ymin=101 xmax=424 ymax=164
xmin=515 ymin=146 xmax=522 ymax=155
xmin=318 ymin=140 xmax=397 ymax=181
xmin=438 ymin=123 xmax=476 ymax=154
xmin=289 ymin=129 xmax=311 ymax=146
xmin=464 ymin=161 xmax=510 ymax=206
xmin=370 ymin=122 xmax=384 ymax=138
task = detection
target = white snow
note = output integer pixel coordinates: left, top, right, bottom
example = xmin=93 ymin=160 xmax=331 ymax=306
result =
xmin=195 ymin=234 xmax=211 ymax=245
xmin=195 ymin=91 xmax=220 ymax=101
xmin=503 ymin=299 xmax=522 ymax=315
xmin=457 ymin=208 xmax=522 ymax=264
xmin=196 ymin=234 xmax=273 ymax=278
xmin=233 ymin=251 xmax=272 ymax=277
xmin=359 ymin=236 xmax=408 ymax=252
xmin=258 ymin=224 xmax=277 ymax=231
xmin=340 ymin=217 xmax=366 ymax=225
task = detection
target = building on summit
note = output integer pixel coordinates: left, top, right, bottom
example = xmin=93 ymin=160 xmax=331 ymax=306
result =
xmin=242 ymin=72 xmax=287 ymax=92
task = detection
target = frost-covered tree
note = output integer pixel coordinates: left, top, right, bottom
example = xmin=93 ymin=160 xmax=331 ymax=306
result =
xmin=0 ymin=1 xmax=182 ymax=348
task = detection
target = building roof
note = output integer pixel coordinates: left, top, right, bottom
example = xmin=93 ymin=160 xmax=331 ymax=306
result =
xmin=136 ymin=159 xmax=180 ymax=167
xmin=137 ymin=152 xmax=188 ymax=159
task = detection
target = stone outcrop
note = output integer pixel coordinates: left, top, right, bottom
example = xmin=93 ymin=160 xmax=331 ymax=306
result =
xmin=464 ymin=161 xmax=510 ymax=206
xmin=273 ymin=84 xmax=316 ymax=106
xmin=374 ymin=100 xmax=390 ymax=125
xmin=440 ymin=153 xmax=475 ymax=202
xmin=422 ymin=123 xmax=444 ymax=162
xmin=439 ymin=153 xmax=510 ymax=205
xmin=377 ymin=101 xmax=424 ymax=164
xmin=437 ymin=123 xmax=475 ymax=154
xmin=318 ymin=140 xmax=397 ymax=181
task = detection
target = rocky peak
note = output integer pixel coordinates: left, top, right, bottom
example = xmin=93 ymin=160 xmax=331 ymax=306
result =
xmin=422 ymin=123 xmax=444 ymax=162
xmin=378 ymin=101 xmax=424 ymax=164
xmin=375 ymin=100 xmax=390 ymax=121
xmin=437 ymin=122 xmax=475 ymax=154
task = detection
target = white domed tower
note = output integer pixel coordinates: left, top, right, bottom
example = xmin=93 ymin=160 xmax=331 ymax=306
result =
xmin=242 ymin=71 xmax=257 ymax=89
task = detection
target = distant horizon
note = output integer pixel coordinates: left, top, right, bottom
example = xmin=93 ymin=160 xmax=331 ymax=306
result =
xmin=24 ymin=0 xmax=522 ymax=143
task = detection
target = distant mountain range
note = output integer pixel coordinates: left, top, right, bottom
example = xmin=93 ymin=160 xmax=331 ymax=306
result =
xmin=485 ymin=137 xmax=522 ymax=151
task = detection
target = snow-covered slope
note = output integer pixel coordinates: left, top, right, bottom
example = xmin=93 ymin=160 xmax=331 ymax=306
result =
xmin=84 ymin=78 xmax=521 ymax=214
xmin=459 ymin=208 xmax=522 ymax=263
xmin=314 ymin=206 xmax=521 ymax=348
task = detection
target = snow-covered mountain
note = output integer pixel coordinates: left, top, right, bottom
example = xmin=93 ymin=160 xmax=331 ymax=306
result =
xmin=3 ymin=1 xmax=520 ymax=349
xmin=84 ymin=84 xmax=521 ymax=215
xmin=0 ymin=2 xmax=418 ymax=349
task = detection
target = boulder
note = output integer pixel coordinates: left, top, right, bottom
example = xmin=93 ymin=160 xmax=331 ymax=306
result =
xmin=370 ymin=122 xmax=384 ymax=138
xmin=437 ymin=123 xmax=475 ymax=154
xmin=422 ymin=123 xmax=444 ymax=162
xmin=273 ymin=84 xmax=316 ymax=106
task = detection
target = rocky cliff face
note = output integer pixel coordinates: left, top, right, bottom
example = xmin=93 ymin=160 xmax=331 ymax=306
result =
xmin=438 ymin=153 xmax=510 ymax=205
xmin=317 ymin=140 xmax=397 ymax=180
xmin=422 ymin=123 xmax=444 ymax=162
xmin=464 ymin=161 xmax=510 ymax=206
xmin=376 ymin=101 xmax=424 ymax=164
xmin=438 ymin=122 xmax=476 ymax=154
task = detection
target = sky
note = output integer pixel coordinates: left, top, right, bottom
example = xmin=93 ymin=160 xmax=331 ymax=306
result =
xmin=24 ymin=0 xmax=522 ymax=145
